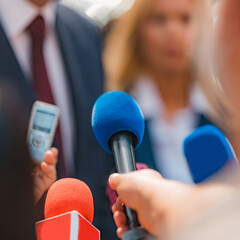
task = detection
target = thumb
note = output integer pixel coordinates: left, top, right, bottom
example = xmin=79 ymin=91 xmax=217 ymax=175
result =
xmin=109 ymin=173 xmax=122 ymax=191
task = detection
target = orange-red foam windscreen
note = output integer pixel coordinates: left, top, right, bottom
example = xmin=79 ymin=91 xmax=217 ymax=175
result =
xmin=44 ymin=178 xmax=94 ymax=223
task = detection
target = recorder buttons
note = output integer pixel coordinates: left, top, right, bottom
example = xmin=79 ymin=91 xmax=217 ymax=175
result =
xmin=32 ymin=135 xmax=45 ymax=148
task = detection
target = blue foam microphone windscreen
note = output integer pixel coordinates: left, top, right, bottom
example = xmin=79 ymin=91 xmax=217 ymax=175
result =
xmin=91 ymin=91 xmax=145 ymax=153
xmin=183 ymin=125 xmax=238 ymax=183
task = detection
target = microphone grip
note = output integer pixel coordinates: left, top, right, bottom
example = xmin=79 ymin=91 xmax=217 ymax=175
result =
xmin=110 ymin=132 xmax=137 ymax=173
xmin=125 ymin=206 xmax=140 ymax=229
xmin=122 ymin=227 xmax=157 ymax=240
xmin=110 ymin=132 xmax=140 ymax=228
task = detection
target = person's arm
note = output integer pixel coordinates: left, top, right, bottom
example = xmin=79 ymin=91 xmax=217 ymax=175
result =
xmin=213 ymin=0 xmax=240 ymax=157
xmin=109 ymin=169 xmax=235 ymax=239
xmin=214 ymin=0 xmax=240 ymax=99
xmin=33 ymin=147 xmax=58 ymax=203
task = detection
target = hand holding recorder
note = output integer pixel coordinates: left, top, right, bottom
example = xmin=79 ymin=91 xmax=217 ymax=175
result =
xmin=27 ymin=101 xmax=60 ymax=203
xmin=32 ymin=147 xmax=58 ymax=203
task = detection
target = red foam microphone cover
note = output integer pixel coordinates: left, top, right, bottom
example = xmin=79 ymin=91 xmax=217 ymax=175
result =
xmin=44 ymin=178 xmax=94 ymax=223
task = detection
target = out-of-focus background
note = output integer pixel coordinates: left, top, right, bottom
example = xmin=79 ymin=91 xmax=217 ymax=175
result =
xmin=61 ymin=0 xmax=134 ymax=27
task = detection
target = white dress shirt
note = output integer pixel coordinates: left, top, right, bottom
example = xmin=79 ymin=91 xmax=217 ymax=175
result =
xmin=0 ymin=0 xmax=75 ymax=175
xmin=132 ymin=78 xmax=211 ymax=184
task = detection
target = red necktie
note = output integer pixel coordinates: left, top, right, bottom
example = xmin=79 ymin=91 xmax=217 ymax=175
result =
xmin=28 ymin=16 xmax=67 ymax=177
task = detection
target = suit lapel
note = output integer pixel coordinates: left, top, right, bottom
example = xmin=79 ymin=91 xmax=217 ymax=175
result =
xmin=135 ymin=120 xmax=158 ymax=170
xmin=0 ymin=23 xmax=35 ymax=111
xmin=55 ymin=7 xmax=85 ymax=167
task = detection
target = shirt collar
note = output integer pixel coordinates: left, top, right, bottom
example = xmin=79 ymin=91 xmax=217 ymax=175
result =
xmin=0 ymin=0 xmax=57 ymax=39
xmin=131 ymin=77 xmax=211 ymax=120
xmin=131 ymin=77 xmax=163 ymax=120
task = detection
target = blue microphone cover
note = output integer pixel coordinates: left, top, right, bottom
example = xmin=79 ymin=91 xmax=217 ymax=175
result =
xmin=183 ymin=125 xmax=237 ymax=183
xmin=91 ymin=91 xmax=145 ymax=153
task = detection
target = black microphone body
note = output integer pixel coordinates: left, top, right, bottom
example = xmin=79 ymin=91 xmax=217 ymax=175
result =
xmin=110 ymin=132 xmax=139 ymax=229
xmin=110 ymin=132 xmax=137 ymax=173
xmin=122 ymin=228 xmax=157 ymax=240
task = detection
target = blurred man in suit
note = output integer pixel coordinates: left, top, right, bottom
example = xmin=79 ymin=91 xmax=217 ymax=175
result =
xmin=0 ymin=0 xmax=116 ymax=239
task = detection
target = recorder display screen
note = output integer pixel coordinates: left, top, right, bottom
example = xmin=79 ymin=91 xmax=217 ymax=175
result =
xmin=33 ymin=110 xmax=55 ymax=133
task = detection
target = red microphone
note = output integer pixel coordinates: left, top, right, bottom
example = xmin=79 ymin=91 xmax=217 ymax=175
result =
xmin=36 ymin=178 xmax=100 ymax=240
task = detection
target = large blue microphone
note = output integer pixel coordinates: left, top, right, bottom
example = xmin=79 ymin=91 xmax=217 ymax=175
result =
xmin=91 ymin=91 xmax=145 ymax=153
xmin=183 ymin=125 xmax=238 ymax=183
xmin=92 ymin=91 xmax=145 ymax=176
xmin=92 ymin=91 xmax=156 ymax=240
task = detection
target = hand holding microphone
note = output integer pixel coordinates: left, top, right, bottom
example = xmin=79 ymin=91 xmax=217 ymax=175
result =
xmin=107 ymin=123 xmax=239 ymax=239
xmin=108 ymin=167 xmax=237 ymax=240
xmin=108 ymin=169 xmax=194 ymax=239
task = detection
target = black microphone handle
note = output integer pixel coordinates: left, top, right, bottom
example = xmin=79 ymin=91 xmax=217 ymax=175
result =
xmin=122 ymin=227 xmax=157 ymax=240
xmin=110 ymin=132 xmax=140 ymax=229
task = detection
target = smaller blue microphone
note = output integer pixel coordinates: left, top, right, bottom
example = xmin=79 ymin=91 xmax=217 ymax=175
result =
xmin=183 ymin=125 xmax=238 ymax=183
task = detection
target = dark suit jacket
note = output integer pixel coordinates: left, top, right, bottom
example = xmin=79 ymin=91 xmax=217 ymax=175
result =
xmin=135 ymin=114 xmax=215 ymax=178
xmin=0 ymin=4 xmax=117 ymax=240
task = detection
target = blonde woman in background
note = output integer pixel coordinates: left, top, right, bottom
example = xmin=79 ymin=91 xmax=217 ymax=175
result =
xmin=104 ymin=0 xmax=230 ymax=183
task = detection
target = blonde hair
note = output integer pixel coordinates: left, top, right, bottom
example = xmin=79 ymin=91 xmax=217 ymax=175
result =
xmin=103 ymin=0 xmax=231 ymax=127
xmin=104 ymin=0 xmax=151 ymax=91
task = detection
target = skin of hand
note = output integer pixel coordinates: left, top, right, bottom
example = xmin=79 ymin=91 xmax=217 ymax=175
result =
xmin=32 ymin=147 xmax=58 ymax=203
xmin=109 ymin=169 xmax=235 ymax=239
xmin=213 ymin=0 xmax=240 ymax=156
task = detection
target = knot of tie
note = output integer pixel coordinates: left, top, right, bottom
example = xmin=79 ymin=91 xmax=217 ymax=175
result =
xmin=27 ymin=15 xmax=45 ymax=42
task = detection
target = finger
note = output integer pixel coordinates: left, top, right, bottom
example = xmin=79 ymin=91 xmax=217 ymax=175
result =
xmin=109 ymin=170 xmax=162 ymax=191
xmin=134 ymin=169 xmax=163 ymax=180
xmin=50 ymin=147 xmax=59 ymax=158
xmin=40 ymin=162 xmax=56 ymax=176
xmin=108 ymin=173 xmax=121 ymax=190
xmin=114 ymin=211 xmax=128 ymax=229
xmin=112 ymin=202 xmax=125 ymax=214
xmin=116 ymin=197 xmax=125 ymax=205
xmin=116 ymin=227 xmax=129 ymax=239
xmin=44 ymin=150 xmax=58 ymax=166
